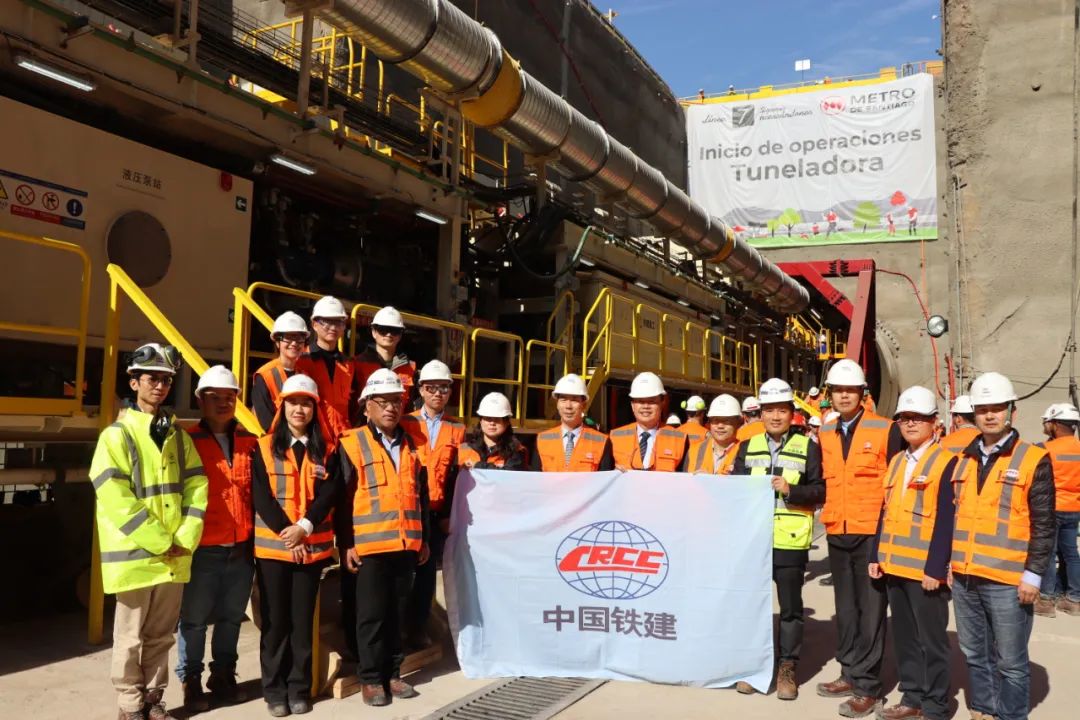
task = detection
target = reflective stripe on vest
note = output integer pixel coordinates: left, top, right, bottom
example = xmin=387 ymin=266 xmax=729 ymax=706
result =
xmin=254 ymin=435 xmax=335 ymax=563
xmin=610 ymin=425 xmax=686 ymax=471
xmin=941 ymin=426 xmax=979 ymax=454
xmin=295 ymin=354 xmax=355 ymax=437
xmin=876 ymin=445 xmax=953 ymax=581
xmin=745 ymin=433 xmax=814 ymax=550
xmin=254 ymin=359 xmax=290 ymax=409
xmin=1045 ymin=436 xmax=1080 ymax=512
xmin=951 ymin=440 xmax=1046 ymax=585
xmin=688 ymin=437 xmax=739 ymax=474
xmin=340 ymin=427 xmax=424 ymax=555
xmin=536 ymin=427 xmax=608 ymax=471
xmin=403 ymin=412 xmax=463 ymax=511
xmin=819 ymin=413 xmax=892 ymax=535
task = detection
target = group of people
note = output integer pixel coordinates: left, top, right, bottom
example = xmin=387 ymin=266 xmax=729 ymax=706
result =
xmin=89 ymin=293 xmax=1079 ymax=720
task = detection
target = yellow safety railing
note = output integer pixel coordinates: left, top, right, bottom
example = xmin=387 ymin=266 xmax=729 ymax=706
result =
xmin=786 ymin=314 xmax=817 ymax=351
xmin=0 ymin=230 xmax=91 ymax=416
xmin=90 ymin=264 xmax=262 ymax=645
xmin=231 ymin=287 xmax=276 ymax=416
xmin=683 ymin=320 xmax=709 ymax=380
xmin=523 ymin=338 xmax=569 ymax=424
xmin=468 ymin=328 xmax=524 ymax=424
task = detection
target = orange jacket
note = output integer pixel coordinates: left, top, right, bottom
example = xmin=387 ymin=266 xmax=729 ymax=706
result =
xmin=876 ymin=444 xmax=955 ymax=581
xmin=339 ymin=426 xmax=424 ymax=556
xmin=819 ymin=411 xmax=893 ymax=535
xmin=677 ymin=421 xmax=708 ymax=443
xmin=686 ymin=437 xmax=740 ymax=474
xmin=535 ymin=426 xmax=609 ymax=471
xmin=254 ymin=358 xmax=290 ymax=408
xmin=940 ymin=425 xmax=979 ymax=454
xmin=354 ymin=350 xmax=416 ymax=399
xmin=401 ymin=411 xmax=464 ymax=512
xmin=610 ymin=424 xmax=686 ymax=471
xmin=737 ymin=420 xmax=765 ymax=442
xmin=1044 ymin=435 xmax=1080 ymax=512
xmin=952 ymin=440 xmax=1047 ymax=585
xmin=253 ymin=435 xmax=336 ymax=563
xmin=186 ymin=422 xmax=258 ymax=547
xmin=295 ymin=352 xmax=356 ymax=439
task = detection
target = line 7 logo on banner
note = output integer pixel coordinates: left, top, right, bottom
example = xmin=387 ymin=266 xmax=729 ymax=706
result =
xmin=444 ymin=469 xmax=777 ymax=691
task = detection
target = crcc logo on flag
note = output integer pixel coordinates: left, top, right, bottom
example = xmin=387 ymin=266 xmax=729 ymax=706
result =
xmin=555 ymin=520 xmax=669 ymax=600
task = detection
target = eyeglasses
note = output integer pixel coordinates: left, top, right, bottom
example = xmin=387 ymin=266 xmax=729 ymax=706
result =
xmin=315 ymin=318 xmax=346 ymax=328
xmin=142 ymin=373 xmax=174 ymax=387
xmin=278 ymin=334 xmax=308 ymax=346
xmin=896 ymin=414 xmax=933 ymax=424
xmin=372 ymin=325 xmax=403 ymax=337
xmin=367 ymin=395 xmax=403 ymax=410
xmin=421 ymin=384 xmax=452 ymax=394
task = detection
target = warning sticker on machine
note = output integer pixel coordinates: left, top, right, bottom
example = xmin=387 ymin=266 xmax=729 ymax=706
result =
xmin=0 ymin=168 xmax=88 ymax=230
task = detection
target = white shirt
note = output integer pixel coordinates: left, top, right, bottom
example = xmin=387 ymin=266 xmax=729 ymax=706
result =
xmin=978 ymin=432 xmax=1012 ymax=465
xmin=637 ymin=425 xmax=658 ymax=467
xmin=421 ymin=408 xmax=443 ymax=449
xmin=901 ymin=438 xmax=933 ymax=497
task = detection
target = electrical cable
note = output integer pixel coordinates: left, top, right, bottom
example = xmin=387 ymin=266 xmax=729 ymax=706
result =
xmin=496 ymin=202 xmax=593 ymax=281
xmin=874 ymin=267 xmax=945 ymax=400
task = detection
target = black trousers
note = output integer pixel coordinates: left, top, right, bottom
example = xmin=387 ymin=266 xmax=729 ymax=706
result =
xmin=405 ymin=520 xmax=445 ymax=639
xmin=255 ymin=558 xmax=325 ymax=704
xmin=827 ymin=534 xmax=888 ymax=696
xmin=887 ymin=576 xmax=951 ymax=720
xmin=340 ymin=563 xmax=358 ymax=661
xmin=774 ymin=563 xmax=806 ymax=661
xmin=355 ymin=550 xmax=417 ymax=684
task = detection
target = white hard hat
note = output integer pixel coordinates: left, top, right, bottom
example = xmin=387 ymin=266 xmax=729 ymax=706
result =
xmin=895 ymin=385 xmax=938 ymax=416
xmin=950 ymin=394 xmax=974 ymax=415
xmin=271 ymin=311 xmax=309 ymax=340
xmin=825 ymin=359 xmax=866 ymax=387
xmin=741 ymin=396 xmax=761 ymax=413
xmin=758 ymin=378 xmax=794 ymax=404
xmin=808 ymin=415 xmax=822 ymax=427
xmin=372 ymin=305 xmax=405 ymax=329
xmin=360 ymin=368 xmax=405 ymax=399
xmin=127 ymin=342 xmax=180 ymax=375
xmin=1043 ymin=403 xmax=1080 ymax=422
xmin=808 ymin=386 xmax=821 ymax=397
xmin=552 ymin=373 xmax=588 ymax=397
xmin=195 ymin=365 xmax=239 ymax=395
xmin=825 ymin=411 xmax=841 ymax=423
xmin=418 ymin=359 xmax=453 ymax=383
xmin=666 ymin=414 xmax=681 ymax=425
xmin=477 ymin=391 xmax=513 ymax=418
xmin=682 ymin=395 xmax=707 ymax=412
xmin=629 ymin=372 xmax=666 ymax=398
xmin=311 ymin=296 xmax=347 ymax=319
xmin=280 ymin=374 xmax=319 ymax=401
xmin=707 ymin=394 xmax=742 ymax=418
xmin=968 ymin=371 xmax=1018 ymax=405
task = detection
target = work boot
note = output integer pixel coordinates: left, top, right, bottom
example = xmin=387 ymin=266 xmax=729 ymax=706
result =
xmin=388 ymin=678 xmax=419 ymax=699
xmin=816 ymin=677 xmax=854 ymax=697
xmin=207 ymin=669 xmax=247 ymax=705
xmin=182 ymin=677 xmax=210 ymax=713
xmin=288 ymin=696 xmax=312 ymax=715
xmin=776 ymin=660 xmax=797 ymax=700
xmin=839 ymin=695 xmax=881 ymax=718
xmin=1034 ymin=597 xmax=1057 ymax=617
xmin=117 ymin=710 xmax=143 ymax=720
xmin=735 ymin=681 xmax=755 ymax=694
xmin=880 ymin=704 xmax=924 ymax=719
xmin=266 ymin=701 xmax=290 ymax=717
xmin=1058 ymin=597 xmax=1080 ymax=616
xmin=145 ymin=690 xmax=177 ymax=720
xmin=361 ymin=683 xmax=390 ymax=707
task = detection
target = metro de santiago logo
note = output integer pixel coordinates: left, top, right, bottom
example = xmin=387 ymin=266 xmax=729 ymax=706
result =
xmin=820 ymin=96 xmax=845 ymax=115
xmin=555 ymin=520 xmax=669 ymax=600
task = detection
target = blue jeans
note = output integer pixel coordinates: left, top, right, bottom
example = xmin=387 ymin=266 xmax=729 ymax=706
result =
xmin=952 ymin=574 xmax=1034 ymax=720
xmin=176 ymin=544 xmax=255 ymax=681
xmin=1039 ymin=511 xmax=1080 ymax=602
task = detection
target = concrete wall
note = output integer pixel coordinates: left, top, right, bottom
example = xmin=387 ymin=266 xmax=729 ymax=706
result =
xmin=940 ymin=0 xmax=1077 ymax=439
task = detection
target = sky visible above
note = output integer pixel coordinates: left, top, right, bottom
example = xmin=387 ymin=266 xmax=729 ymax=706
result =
xmin=605 ymin=0 xmax=943 ymax=98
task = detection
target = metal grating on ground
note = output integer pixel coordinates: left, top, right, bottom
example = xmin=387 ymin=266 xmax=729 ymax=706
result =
xmin=421 ymin=677 xmax=607 ymax=720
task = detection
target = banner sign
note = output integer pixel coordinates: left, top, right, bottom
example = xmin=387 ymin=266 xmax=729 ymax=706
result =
xmin=686 ymin=74 xmax=938 ymax=248
xmin=444 ymin=470 xmax=775 ymax=690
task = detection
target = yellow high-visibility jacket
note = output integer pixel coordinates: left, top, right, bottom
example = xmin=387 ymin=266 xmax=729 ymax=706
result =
xmin=89 ymin=407 xmax=208 ymax=593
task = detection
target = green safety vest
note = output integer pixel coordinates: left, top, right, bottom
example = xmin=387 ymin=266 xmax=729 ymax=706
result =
xmin=89 ymin=407 xmax=208 ymax=594
xmin=744 ymin=432 xmax=814 ymax=551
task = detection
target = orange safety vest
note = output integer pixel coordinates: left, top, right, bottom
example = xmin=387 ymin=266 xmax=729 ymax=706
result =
xmin=737 ymin=420 xmax=765 ymax=442
xmin=401 ymin=411 xmax=464 ymax=512
xmin=941 ymin=425 xmax=979 ymax=454
xmin=535 ymin=426 xmax=609 ymax=471
xmin=295 ymin=352 xmax=356 ymax=438
xmin=253 ymin=435 xmax=336 ymax=563
xmin=951 ymin=439 xmax=1047 ymax=585
xmin=820 ymin=411 xmax=893 ymax=535
xmin=686 ymin=437 xmax=740 ymax=474
xmin=186 ymin=423 xmax=258 ymax=547
xmin=457 ymin=439 xmax=529 ymax=469
xmin=1044 ymin=435 xmax=1080 ymax=512
xmin=609 ymin=424 xmax=686 ymax=471
xmin=876 ymin=443 xmax=955 ymax=581
xmin=339 ymin=426 xmax=424 ymax=556
xmin=253 ymin=358 xmax=292 ymax=413
xmin=677 ymin=421 xmax=708 ymax=443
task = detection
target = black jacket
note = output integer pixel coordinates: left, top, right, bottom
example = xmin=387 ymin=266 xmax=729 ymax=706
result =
xmin=463 ymin=433 xmax=531 ymax=470
xmin=957 ymin=430 xmax=1055 ymax=578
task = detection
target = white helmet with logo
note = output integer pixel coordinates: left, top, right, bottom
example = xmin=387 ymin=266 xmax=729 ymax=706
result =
xmin=372 ymin=305 xmax=405 ymax=329
xmin=950 ymin=394 xmax=974 ymax=415
xmin=758 ymin=378 xmax=794 ymax=404
xmin=825 ymin=359 xmax=866 ymax=387
xmin=195 ymin=365 xmax=240 ymax=395
xmin=419 ymin=359 xmax=453 ymax=383
xmin=707 ymin=394 xmax=742 ymax=418
xmin=552 ymin=373 xmax=589 ymax=398
xmin=895 ymin=385 xmax=938 ymax=416
xmin=682 ymin=395 xmax=707 ymax=412
xmin=808 ymin=386 xmax=821 ymax=397
xmin=1043 ymin=403 xmax=1080 ymax=422
xmin=477 ymin=391 xmax=513 ymax=418
xmin=271 ymin=311 xmax=309 ymax=340
xmin=741 ymin=396 xmax=761 ymax=413
xmin=629 ymin=372 xmax=666 ymax=398
xmin=127 ymin=342 xmax=181 ymax=375
xmin=311 ymin=296 xmax=347 ymax=320
xmin=968 ymin=372 xmax=1018 ymax=405
xmin=361 ymin=368 xmax=405 ymax=399
xmin=280 ymin=374 xmax=319 ymax=401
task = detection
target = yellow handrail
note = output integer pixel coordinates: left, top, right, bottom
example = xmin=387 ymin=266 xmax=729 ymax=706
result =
xmin=0 ymin=230 xmax=91 ymax=416
xmin=468 ymin=327 xmax=524 ymax=423
xmin=633 ymin=302 xmax=665 ymax=373
xmin=232 ymin=287 xmax=276 ymax=412
xmin=524 ymin=338 xmax=569 ymax=422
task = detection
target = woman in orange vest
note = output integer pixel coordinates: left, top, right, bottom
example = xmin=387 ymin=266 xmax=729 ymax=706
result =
xmin=610 ymin=372 xmax=688 ymax=471
xmin=687 ymin=394 xmax=742 ymax=474
xmin=868 ymin=387 xmax=958 ymax=720
xmin=1036 ymin=403 xmax=1080 ymax=616
xmin=251 ymin=374 xmax=340 ymax=716
xmin=251 ymin=311 xmax=309 ymax=433
xmin=459 ymin=392 xmax=530 ymax=469
xmin=531 ymin=374 xmax=613 ymax=471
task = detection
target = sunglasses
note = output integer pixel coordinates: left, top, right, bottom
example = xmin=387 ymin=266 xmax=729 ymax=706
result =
xmin=896 ymin=414 xmax=934 ymax=424
xmin=315 ymin=318 xmax=346 ymax=328
xmin=421 ymin=384 xmax=452 ymax=394
xmin=372 ymin=325 xmax=403 ymax=337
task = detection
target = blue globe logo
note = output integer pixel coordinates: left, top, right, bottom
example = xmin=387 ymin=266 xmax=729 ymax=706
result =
xmin=555 ymin=520 xmax=669 ymax=600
